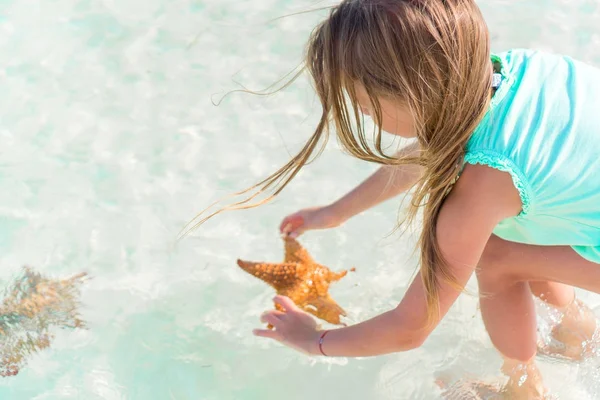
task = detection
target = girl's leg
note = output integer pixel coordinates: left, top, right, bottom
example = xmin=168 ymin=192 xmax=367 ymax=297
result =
xmin=529 ymin=281 xmax=574 ymax=308
xmin=479 ymin=235 xmax=600 ymax=300
xmin=476 ymin=277 xmax=537 ymax=363
xmin=476 ymin=264 xmax=546 ymax=398
xmin=476 ymin=235 xmax=600 ymax=397
xmin=481 ymin=237 xmax=598 ymax=352
xmin=528 ymin=280 xmax=596 ymax=359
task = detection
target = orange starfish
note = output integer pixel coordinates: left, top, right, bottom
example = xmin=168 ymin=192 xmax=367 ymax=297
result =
xmin=236 ymin=237 xmax=354 ymax=325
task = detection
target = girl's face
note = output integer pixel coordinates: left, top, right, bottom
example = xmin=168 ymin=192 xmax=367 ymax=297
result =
xmin=354 ymin=84 xmax=416 ymax=139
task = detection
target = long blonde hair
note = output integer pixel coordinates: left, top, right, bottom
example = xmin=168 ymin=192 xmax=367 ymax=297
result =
xmin=182 ymin=0 xmax=493 ymax=324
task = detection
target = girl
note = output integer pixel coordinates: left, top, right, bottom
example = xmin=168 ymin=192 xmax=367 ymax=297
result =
xmin=186 ymin=0 xmax=600 ymax=397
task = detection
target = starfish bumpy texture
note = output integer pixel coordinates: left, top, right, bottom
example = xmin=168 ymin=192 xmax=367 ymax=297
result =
xmin=237 ymin=237 xmax=353 ymax=325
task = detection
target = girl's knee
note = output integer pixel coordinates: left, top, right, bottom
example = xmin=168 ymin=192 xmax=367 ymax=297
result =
xmin=476 ymin=235 xmax=513 ymax=285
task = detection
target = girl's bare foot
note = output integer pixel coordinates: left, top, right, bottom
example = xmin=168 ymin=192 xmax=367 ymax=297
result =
xmin=438 ymin=380 xmax=503 ymax=399
xmin=538 ymin=298 xmax=597 ymax=361
xmin=501 ymin=359 xmax=548 ymax=400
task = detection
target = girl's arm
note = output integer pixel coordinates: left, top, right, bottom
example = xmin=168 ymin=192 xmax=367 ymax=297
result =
xmin=257 ymin=164 xmax=522 ymax=357
xmin=313 ymin=164 xmax=522 ymax=357
xmin=330 ymin=142 xmax=423 ymax=222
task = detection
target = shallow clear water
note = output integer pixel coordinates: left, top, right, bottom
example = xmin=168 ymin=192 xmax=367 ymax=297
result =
xmin=1 ymin=0 xmax=600 ymax=398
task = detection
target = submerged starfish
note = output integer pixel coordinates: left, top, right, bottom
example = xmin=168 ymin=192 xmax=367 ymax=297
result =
xmin=0 ymin=267 xmax=87 ymax=377
xmin=236 ymin=237 xmax=354 ymax=325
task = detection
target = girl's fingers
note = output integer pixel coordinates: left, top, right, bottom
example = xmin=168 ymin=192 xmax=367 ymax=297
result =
xmin=261 ymin=309 xmax=285 ymax=320
xmin=280 ymin=219 xmax=292 ymax=234
xmin=273 ymin=295 xmax=300 ymax=313
xmin=280 ymin=215 xmax=304 ymax=235
xmin=253 ymin=328 xmax=282 ymax=340
xmin=260 ymin=312 xmax=283 ymax=328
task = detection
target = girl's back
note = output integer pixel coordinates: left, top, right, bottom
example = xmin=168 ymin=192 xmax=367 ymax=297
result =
xmin=466 ymin=49 xmax=600 ymax=262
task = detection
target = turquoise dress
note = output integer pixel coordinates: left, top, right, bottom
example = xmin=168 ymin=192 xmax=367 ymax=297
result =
xmin=465 ymin=49 xmax=600 ymax=264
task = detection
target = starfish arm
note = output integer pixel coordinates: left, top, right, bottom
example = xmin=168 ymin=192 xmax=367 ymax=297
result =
xmin=236 ymin=260 xmax=301 ymax=289
xmin=283 ymin=238 xmax=315 ymax=264
xmin=302 ymin=294 xmax=347 ymax=325
xmin=329 ymin=270 xmax=348 ymax=282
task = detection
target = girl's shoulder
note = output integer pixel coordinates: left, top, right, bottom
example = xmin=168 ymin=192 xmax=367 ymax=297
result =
xmin=455 ymin=162 xmax=523 ymax=219
xmin=464 ymin=48 xmax=600 ymax=219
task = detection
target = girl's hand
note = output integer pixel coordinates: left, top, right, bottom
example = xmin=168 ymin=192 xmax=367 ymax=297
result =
xmin=253 ymin=296 xmax=322 ymax=355
xmin=279 ymin=205 xmax=344 ymax=239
